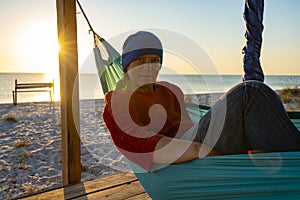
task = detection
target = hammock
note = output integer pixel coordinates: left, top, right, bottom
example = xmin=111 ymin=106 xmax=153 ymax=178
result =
xmin=77 ymin=0 xmax=300 ymax=199
xmin=93 ymin=36 xmax=123 ymax=94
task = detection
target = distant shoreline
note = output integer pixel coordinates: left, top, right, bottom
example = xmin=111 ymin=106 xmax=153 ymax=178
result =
xmin=1 ymin=88 xmax=299 ymax=111
xmin=1 ymin=73 xmax=300 ymax=104
xmin=1 ymin=72 xmax=300 ymax=76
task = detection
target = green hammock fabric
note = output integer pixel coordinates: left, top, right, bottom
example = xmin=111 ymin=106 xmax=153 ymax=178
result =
xmin=93 ymin=36 xmax=123 ymax=94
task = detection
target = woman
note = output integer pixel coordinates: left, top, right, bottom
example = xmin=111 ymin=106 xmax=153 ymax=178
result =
xmin=103 ymin=31 xmax=300 ymax=172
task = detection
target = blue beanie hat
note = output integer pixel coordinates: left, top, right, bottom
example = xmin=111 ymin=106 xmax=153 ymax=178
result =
xmin=122 ymin=31 xmax=163 ymax=71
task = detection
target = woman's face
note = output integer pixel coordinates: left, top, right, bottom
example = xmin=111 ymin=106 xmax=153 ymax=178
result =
xmin=126 ymin=54 xmax=161 ymax=90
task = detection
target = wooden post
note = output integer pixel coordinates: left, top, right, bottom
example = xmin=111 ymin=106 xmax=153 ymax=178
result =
xmin=13 ymin=79 xmax=17 ymax=105
xmin=50 ymin=79 xmax=54 ymax=102
xmin=56 ymin=0 xmax=81 ymax=185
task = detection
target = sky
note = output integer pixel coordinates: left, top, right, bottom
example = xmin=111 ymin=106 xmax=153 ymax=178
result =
xmin=0 ymin=0 xmax=300 ymax=76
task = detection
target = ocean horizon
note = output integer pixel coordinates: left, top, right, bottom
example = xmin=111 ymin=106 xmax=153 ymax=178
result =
xmin=1 ymin=72 xmax=299 ymax=104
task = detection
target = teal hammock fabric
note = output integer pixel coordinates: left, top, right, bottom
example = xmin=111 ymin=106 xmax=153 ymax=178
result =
xmin=131 ymin=152 xmax=300 ymax=200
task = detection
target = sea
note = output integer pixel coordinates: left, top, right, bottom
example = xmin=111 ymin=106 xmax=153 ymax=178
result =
xmin=1 ymin=73 xmax=299 ymax=104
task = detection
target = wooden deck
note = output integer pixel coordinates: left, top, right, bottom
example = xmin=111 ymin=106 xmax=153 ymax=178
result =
xmin=19 ymin=172 xmax=151 ymax=200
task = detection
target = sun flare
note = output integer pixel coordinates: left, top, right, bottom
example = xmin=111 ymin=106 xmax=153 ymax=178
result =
xmin=17 ymin=21 xmax=60 ymax=100
xmin=18 ymin=22 xmax=60 ymax=76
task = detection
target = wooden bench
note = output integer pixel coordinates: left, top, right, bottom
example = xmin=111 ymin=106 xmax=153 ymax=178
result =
xmin=12 ymin=79 xmax=54 ymax=105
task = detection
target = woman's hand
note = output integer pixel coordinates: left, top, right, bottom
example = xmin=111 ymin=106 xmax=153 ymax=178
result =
xmin=207 ymin=148 xmax=222 ymax=156
xmin=197 ymin=142 xmax=222 ymax=157
xmin=153 ymin=137 xmax=221 ymax=165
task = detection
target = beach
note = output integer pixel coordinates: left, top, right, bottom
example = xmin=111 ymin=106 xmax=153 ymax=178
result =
xmin=0 ymin=91 xmax=299 ymax=199
xmin=0 ymin=99 xmax=128 ymax=199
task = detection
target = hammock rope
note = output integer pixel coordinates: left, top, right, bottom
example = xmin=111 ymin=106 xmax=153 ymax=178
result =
xmin=76 ymin=0 xmax=98 ymax=43
xmin=76 ymin=0 xmax=123 ymax=94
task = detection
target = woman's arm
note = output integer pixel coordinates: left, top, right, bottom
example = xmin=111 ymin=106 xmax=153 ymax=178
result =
xmin=153 ymin=136 xmax=221 ymax=164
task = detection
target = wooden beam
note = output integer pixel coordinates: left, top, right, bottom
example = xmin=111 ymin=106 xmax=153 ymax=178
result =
xmin=56 ymin=0 xmax=81 ymax=184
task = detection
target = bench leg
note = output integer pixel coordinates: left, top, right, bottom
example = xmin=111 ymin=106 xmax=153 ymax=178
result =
xmin=12 ymin=91 xmax=17 ymax=105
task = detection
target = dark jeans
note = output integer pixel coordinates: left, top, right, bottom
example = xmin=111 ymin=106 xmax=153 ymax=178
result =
xmin=194 ymin=81 xmax=300 ymax=154
xmin=242 ymin=0 xmax=265 ymax=82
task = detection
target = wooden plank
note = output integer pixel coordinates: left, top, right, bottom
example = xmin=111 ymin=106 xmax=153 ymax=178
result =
xmin=126 ymin=192 xmax=152 ymax=200
xmin=74 ymin=181 xmax=147 ymax=200
xmin=15 ymin=79 xmax=53 ymax=88
xmin=17 ymin=83 xmax=53 ymax=87
xmin=16 ymin=85 xmax=52 ymax=89
xmin=15 ymin=90 xmax=52 ymax=93
xmin=21 ymin=188 xmax=66 ymax=200
xmin=56 ymin=0 xmax=81 ymax=185
xmin=20 ymin=172 xmax=150 ymax=200
xmin=63 ymin=172 xmax=138 ymax=199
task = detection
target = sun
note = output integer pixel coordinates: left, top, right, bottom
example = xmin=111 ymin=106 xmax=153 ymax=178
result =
xmin=17 ymin=21 xmax=61 ymax=101
xmin=18 ymin=21 xmax=60 ymax=76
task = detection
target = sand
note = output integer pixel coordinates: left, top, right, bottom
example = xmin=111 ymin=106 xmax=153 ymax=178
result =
xmin=0 ymin=100 xmax=128 ymax=199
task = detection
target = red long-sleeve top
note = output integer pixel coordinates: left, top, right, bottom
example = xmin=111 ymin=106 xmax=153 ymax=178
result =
xmin=103 ymin=81 xmax=194 ymax=171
